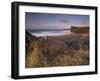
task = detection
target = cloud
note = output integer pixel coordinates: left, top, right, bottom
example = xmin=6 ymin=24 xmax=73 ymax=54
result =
xmin=81 ymin=22 xmax=87 ymax=25
xmin=60 ymin=19 xmax=69 ymax=23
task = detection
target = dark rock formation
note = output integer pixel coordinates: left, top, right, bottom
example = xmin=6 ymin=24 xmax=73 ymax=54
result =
xmin=71 ymin=26 xmax=89 ymax=34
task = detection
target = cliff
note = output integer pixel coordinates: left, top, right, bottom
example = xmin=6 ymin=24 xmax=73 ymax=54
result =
xmin=71 ymin=26 xmax=89 ymax=34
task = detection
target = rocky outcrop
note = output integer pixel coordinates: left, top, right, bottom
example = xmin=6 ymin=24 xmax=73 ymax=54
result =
xmin=71 ymin=26 xmax=89 ymax=34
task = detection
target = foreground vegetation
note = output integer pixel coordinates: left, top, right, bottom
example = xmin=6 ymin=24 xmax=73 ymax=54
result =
xmin=25 ymin=27 xmax=89 ymax=68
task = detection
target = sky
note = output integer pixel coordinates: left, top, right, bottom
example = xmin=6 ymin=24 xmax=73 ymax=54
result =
xmin=25 ymin=12 xmax=89 ymax=29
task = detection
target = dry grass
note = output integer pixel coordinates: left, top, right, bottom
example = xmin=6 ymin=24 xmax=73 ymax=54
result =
xmin=25 ymin=31 xmax=89 ymax=68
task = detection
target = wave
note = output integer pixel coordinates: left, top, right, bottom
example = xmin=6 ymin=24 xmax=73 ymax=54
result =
xmin=30 ymin=30 xmax=71 ymax=37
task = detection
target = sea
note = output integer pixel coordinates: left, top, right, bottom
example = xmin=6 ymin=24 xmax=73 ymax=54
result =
xmin=27 ymin=29 xmax=71 ymax=37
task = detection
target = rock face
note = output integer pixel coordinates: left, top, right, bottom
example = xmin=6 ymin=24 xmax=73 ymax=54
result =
xmin=25 ymin=31 xmax=89 ymax=68
xmin=71 ymin=26 xmax=89 ymax=34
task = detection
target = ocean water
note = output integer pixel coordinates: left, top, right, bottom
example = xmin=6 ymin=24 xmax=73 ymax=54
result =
xmin=29 ymin=30 xmax=71 ymax=37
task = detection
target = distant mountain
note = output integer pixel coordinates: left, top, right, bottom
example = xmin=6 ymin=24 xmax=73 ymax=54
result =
xmin=71 ymin=26 xmax=89 ymax=34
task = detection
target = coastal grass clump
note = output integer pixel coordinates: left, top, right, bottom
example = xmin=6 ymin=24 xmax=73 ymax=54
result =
xmin=25 ymin=30 xmax=89 ymax=68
